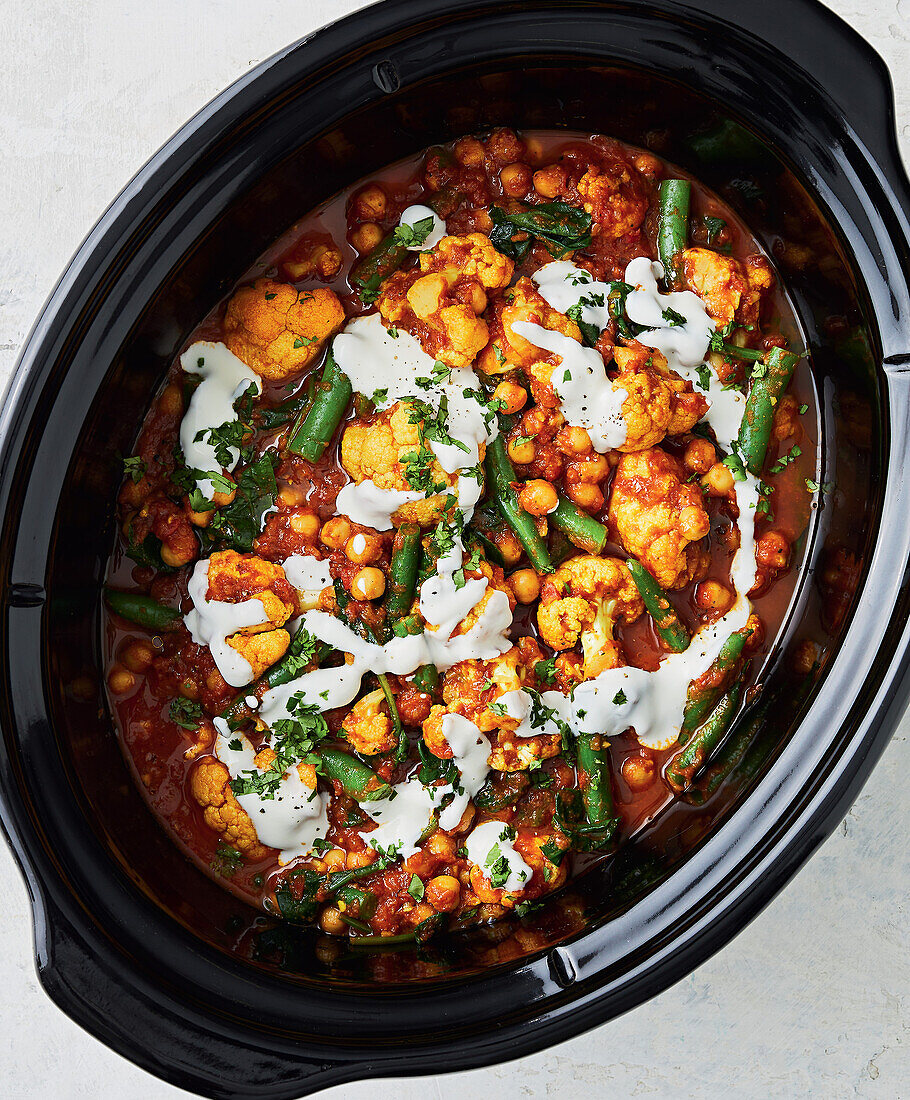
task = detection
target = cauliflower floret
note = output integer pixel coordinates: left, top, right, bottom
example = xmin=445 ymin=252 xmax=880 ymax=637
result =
xmin=536 ymin=555 xmax=643 ymax=678
xmin=437 ymin=646 xmax=525 ymax=734
xmin=224 ymin=278 xmax=345 ymax=381
xmin=577 ymin=162 xmax=649 ymax=241
xmin=682 ymin=248 xmax=774 ymax=330
xmin=190 ymin=757 xmax=269 ymax=860
xmin=377 ymin=234 xmax=514 ymax=368
xmin=477 ymin=277 xmax=582 ymax=377
xmin=206 ymin=550 xmax=297 ymax=678
xmin=427 ymin=642 xmax=561 ymax=773
xmin=612 ymin=342 xmax=708 ymax=448
xmin=488 ymin=731 xmax=563 ymax=773
xmin=340 ymin=401 xmax=465 ymax=527
xmin=608 ymin=448 xmax=710 ymax=590
xmin=342 ymin=688 xmax=396 ymax=755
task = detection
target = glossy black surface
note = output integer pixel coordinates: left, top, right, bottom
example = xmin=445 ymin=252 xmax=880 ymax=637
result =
xmin=1 ymin=1 xmax=909 ymax=1096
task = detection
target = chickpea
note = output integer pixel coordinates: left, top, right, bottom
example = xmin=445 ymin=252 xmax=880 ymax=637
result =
xmin=497 ymin=531 xmax=523 ymax=567
xmin=518 ymin=479 xmax=558 ymax=517
xmin=206 ymin=668 xmax=228 ymax=694
xmin=622 ymin=753 xmax=656 ymax=791
xmin=121 ymin=640 xmax=155 ymax=673
xmin=412 ymin=902 xmax=435 ymax=924
xmin=397 ymin=690 xmax=431 ymax=725
xmin=351 ymin=567 xmax=385 ymax=600
xmin=289 ymin=511 xmax=320 ymax=538
xmin=567 ymin=483 xmax=604 ymax=511
xmin=701 ymin=461 xmax=734 ymax=497
xmin=500 ymin=162 xmax=532 ymax=197
xmin=350 ymin=222 xmax=384 ymax=254
xmin=533 ymin=164 xmax=566 ymax=199
xmin=454 ymin=136 xmax=485 ymax=166
xmin=319 ymin=906 xmax=346 ymax=935
xmin=556 ymin=426 xmax=593 ymax=455
xmin=352 ymin=184 xmax=387 ymax=221
xmin=344 ymin=531 xmax=382 ymax=565
xmin=345 ymin=849 xmax=376 ymax=870
xmin=313 ymin=245 xmax=343 ymax=280
xmin=493 ymin=380 xmax=528 ymax=415
xmin=321 ymin=516 xmax=352 ymax=549
xmin=278 ymin=485 xmax=306 ymax=507
xmin=683 ymin=437 xmax=717 ymax=475
xmin=680 ymin=505 xmax=708 ymax=541
xmin=323 ymin=848 xmax=346 ymax=872
xmin=158 ymin=383 xmax=183 ymax=417
xmin=160 ymin=541 xmax=194 ymax=568
xmin=695 ymin=580 xmax=733 ymax=613
xmin=427 ymin=831 xmax=457 ymax=858
xmin=425 ymin=874 xmax=461 ymax=912
xmin=107 ymin=666 xmax=135 ymax=694
xmin=632 ymin=152 xmax=663 ymax=177
xmin=211 ymin=486 xmax=237 ymax=508
xmin=509 ymin=568 xmax=540 ymax=605
xmin=756 ymin=530 xmax=790 ymax=571
xmin=486 ymin=128 xmax=525 ymax=165
xmin=521 ymin=406 xmax=550 ymax=436
xmin=507 ymin=437 xmax=535 ymax=465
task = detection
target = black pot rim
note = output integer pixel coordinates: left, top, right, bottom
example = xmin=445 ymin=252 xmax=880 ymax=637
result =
xmin=2 ymin=1 xmax=910 ymax=1096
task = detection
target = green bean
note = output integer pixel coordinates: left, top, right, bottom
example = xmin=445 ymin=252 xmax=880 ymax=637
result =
xmin=625 ymin=559 xmax=690 ymax=652
xmin=317 ymin=747 xmax=392 ymax=802
xmin=386 ymin=524 xmax=421 ymax=619
xmin=484 ymin=436 xmax=552 ymax=573
xmin=680 ymin=630 xmax=749 ymax=742
xmin=666 ymin=679 xmax=743 ymax=791
xmin=550 ymin=494 xmax=608 ymax=555
xmin=392 ymin=614 xmax=424 ymax=638
xmin=349 ymin=911 xmax=444 ymax=947
xmin=657 ymin=179 xmax=691 ymax=287
xmin=576 ymin=734 xmax=615 ymax=829
xmin=287 ymin=352 xmax=352 ymax=462
xmin=712 ymin=341 xmax=765 ymax=363
xmin=737 ymin=347 xmax=801 ymax=475
xmin=474 ymin=772 xmax=530 ymax=812
xmin=324 ymin=856 xmax=393 ymax=897
xmin=103 ymin=588 xmax=182 ymax=631
xmin=684 ymin=700 xmax=769 ymax=805
xmin=413 ymin=664 xmax=439 ymax=696
xmin=220 ymin=631 xmax=326 ymax=727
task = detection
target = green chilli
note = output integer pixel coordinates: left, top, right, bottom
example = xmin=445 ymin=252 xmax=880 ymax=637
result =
xmin=103 ymin=588 xmax=181 ymax=632
xmin=550 ymin=494 xmax=608 ymax=555
xmin=737 ymin=347 xmax=801 ymax=475
xmin=287 ymin=353 xmax=353 ymax=462
xmin=625 ymin=559 xmax=690 ymax=653
xmin=657 ymin=179 xmax=691 ymax=286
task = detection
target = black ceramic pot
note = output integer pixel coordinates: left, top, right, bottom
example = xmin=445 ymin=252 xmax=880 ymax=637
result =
xmin=1 ymin=1 xmax=908 ymax=1096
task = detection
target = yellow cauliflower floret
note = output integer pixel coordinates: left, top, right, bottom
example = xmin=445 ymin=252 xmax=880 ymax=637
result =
xmin=340 ymin=401 xmax=463 ymax=527
xmin=190 ymin=757 xmax=269 ymax=860
xmin=682 ymin=248 xmax=773 ymax=330
xmin=477 ymin=277 xmax=582 ymax=376
xmin=377 ymin=234 xmax=513 ymax=369
xmin=577 ymin=163 xmax=649 ymax=240
xmin=612 ymin=343 xmax=708 ymax=447
xmin=537 ymin=555 xmax=643 ymax=678
xmin=488 ymin=731 xmax=563 ymax=773
xmin=224 ymin=278 xmax=345 ymax=381
xmin=342 ymin=688 xmax=396 ymax=755
xmin=439 ymin=646 xmax=525 ymax=733
xmin=206 ymin=550 xmax=296 ymax=677
xmin=608 ymin=447 xmax=710 ymax=590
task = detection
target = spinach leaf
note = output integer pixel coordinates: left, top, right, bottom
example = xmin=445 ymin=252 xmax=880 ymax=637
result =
xmin=203 ymin=452 xmax=279 ymax=553
xmin=488 ymin=201 xmax=593 ymax=261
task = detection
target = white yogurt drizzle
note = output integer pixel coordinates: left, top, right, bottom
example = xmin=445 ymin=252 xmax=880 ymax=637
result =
xmin=511 ymin=320 xmax=628 ymax=452
xmin=212 ymin=719 xmax=330 ymax=863
xmin=282 ymin=553 xmax=333 ymax=610
xmin=397 ymin=203 xmax=447 ymax=251
xmin=464 ymin=820 xmax=532 ymax=892
xmin=330 ymin=314 xmax=498 ymax=526
xmin=183 ymin=558 xmax=268 ymax=688
xmin=179 ymin=341 xmax=262 ymax=500
xmin=359 ymin=775 xmax=437 ymax=859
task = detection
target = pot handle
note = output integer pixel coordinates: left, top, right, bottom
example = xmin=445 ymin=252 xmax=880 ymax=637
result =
xmin=32 ymin=888 xmax=365 ymax=1098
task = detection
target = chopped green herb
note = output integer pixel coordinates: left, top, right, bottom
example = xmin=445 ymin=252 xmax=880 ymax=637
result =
xmin=169 ymin=697 xmax=203 ymax=730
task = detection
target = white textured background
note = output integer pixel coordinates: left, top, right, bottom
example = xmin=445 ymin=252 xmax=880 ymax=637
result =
xmin=0 ymin=2 xmax=908 ymax=1097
